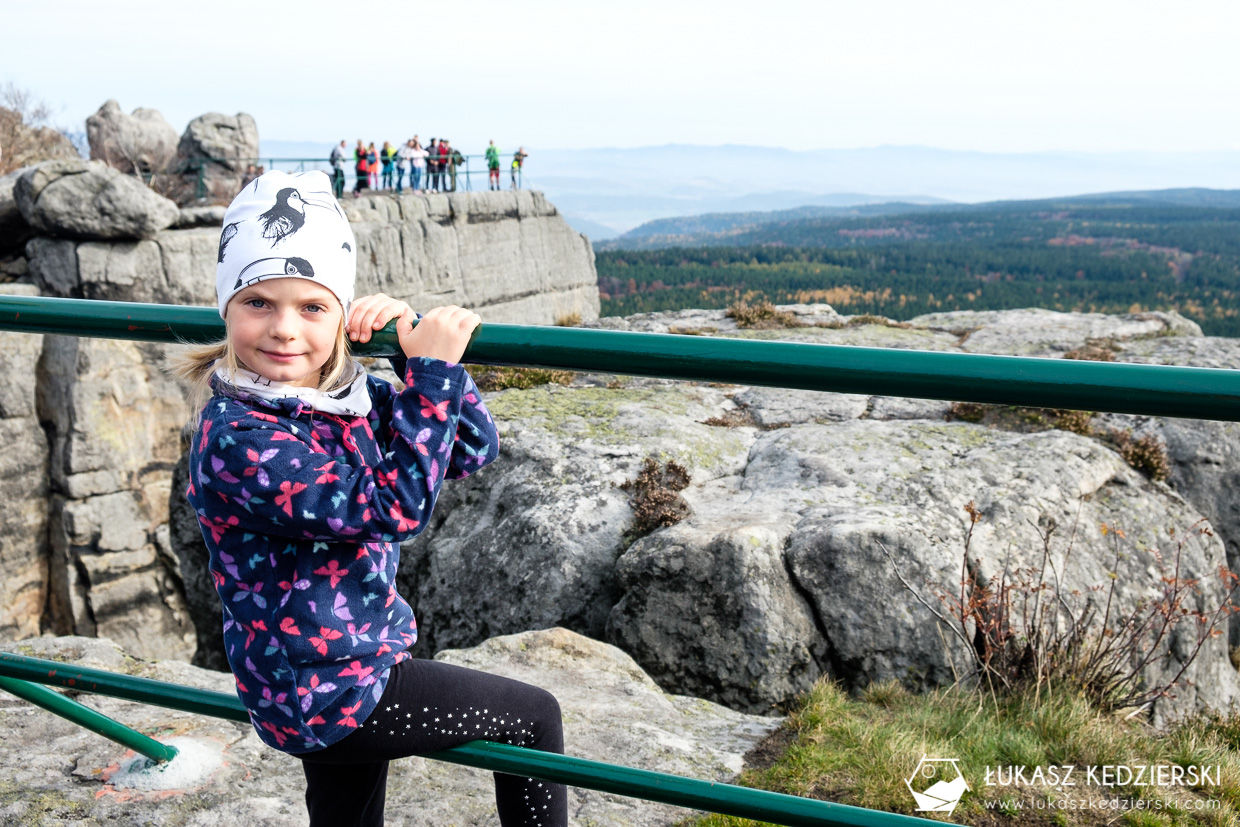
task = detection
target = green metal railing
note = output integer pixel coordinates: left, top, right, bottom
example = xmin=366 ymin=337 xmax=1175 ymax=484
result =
xmin=0 ymin=651 xmax=938 ymax=827
xmin=0 ymin=294 xmax=1238 ymax=421
xmin=3 ymin=291 xmax=1237 ymax=822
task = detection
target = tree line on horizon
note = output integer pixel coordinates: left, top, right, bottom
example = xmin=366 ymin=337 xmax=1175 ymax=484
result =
xmin=596 ymin=203 xmax=1240 ymax=336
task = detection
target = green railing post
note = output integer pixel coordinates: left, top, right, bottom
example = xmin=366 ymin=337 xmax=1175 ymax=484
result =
xmin=0 ymin=675 xmax=178 ymax=764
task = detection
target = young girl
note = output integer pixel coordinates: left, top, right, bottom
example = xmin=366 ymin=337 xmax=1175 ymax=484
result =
xmin=177 ymin=170 xmax=567 ymax=827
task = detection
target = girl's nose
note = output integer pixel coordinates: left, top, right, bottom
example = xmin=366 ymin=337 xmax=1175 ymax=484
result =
xmin=269 ymin=309 xmax=299 ymax=339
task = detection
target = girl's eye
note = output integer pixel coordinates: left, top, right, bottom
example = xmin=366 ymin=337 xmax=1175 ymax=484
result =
xmin=305 ymin=304 xmax=325 ymax=314
xmin=246 ymin=298 xmax=266 ymax=309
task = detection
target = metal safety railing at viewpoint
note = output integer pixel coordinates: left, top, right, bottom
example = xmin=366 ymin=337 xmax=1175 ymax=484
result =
xmin=2 ymin=293 xmax=1240 ymax=825
xmin=162 ymin=154 xmax=525 ymax=200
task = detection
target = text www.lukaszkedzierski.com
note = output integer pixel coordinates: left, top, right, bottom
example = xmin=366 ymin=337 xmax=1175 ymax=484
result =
xmin=983 ymin=797 xmax=1219 ymax=812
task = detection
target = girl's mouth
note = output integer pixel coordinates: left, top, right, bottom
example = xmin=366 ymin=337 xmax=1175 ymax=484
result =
xmin=262 ymin=351 xmax=303 ymax=363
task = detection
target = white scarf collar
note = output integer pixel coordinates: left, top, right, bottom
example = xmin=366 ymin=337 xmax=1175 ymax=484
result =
xmin=215 ymin=360 xmax=373 ymax=417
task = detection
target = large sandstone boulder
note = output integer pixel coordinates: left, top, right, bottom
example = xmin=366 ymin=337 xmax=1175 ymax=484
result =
xmin=14 ymin=160 xmax=179 ymax=240
xmin=0 ymin=167 xmax=31 ymax=256
xmin=169 ymin=112 xmax=259 ymax=204
xmin=37 ymin=334 xmax=195 ymax=661
xmin=14 ymin=188 xmax=597 ymax=671
xmin=162 ymin=304 xmax=1240 ymax=725
xmin=405 ymin=307 xmax=1238 ymax=723
xmin=0 ymin=283 xmax=49 ymax=640
xmin=346 ymin=189 xmax=599 ymax=324
xmin=0 ymin=631 xmax=779 ymax=827
xmin=86 ymin=100 xmax=179 ymax=176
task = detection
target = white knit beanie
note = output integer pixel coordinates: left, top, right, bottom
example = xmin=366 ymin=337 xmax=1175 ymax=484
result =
xmin=215 ymin=170 xmax=356 ymax=319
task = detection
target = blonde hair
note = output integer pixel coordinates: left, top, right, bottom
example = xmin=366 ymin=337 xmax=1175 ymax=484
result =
xmin=171 ymin=316 xmax=353 ymax=431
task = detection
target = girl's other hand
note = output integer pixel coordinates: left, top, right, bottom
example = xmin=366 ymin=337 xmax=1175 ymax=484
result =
xmin=348 ymin=293 xmax=414 ymax=343
xmin=398 ymin=305 xmax=481 ymax=364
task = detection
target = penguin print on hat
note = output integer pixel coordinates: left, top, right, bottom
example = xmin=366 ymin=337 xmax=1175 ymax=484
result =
xmin=215 ymin=170 xmax=357 ymax=320
xmin=259 ymin=187 xmax=342 ymax=246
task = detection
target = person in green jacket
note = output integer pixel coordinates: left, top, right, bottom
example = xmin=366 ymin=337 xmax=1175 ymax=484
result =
xmin=485 ymin=140 xmax=501 ymax=190
xmin=511 ymin=146 xmax=528 ymax=190
xmin=380 ymin=141 xmax=397 ymax=190
xmin=445 ymin=139 xmax=464 ymax=192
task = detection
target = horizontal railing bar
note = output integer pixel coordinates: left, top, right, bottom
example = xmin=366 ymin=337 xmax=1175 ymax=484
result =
xmin=0 ymin=295 xmax=1236 ymax=421
xmin=0 ymin=651 xmax=946 ymax=826
xmin=424 ymin=740 xmax=929 ymax=827
xmin=0 ymin=650 xmax=250 ymax=721
xmin=0 ymin=675 xmax=178 ymax=763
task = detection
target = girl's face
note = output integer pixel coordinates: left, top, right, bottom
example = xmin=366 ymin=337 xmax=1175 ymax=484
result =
xmin=226 ymin=278 xmax=342 ymax=387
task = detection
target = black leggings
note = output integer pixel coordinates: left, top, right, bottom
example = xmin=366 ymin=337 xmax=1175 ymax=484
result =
xmin=299 ymin=658 xmax=567 ymax=827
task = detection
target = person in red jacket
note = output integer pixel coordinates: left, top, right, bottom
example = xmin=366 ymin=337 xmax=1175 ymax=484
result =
xmin=437 ymin=138 xmax=451 ymax=192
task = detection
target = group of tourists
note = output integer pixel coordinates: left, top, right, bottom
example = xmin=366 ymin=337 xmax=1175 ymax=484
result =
xmin=328 ymin=139 xmax=530 ymax=198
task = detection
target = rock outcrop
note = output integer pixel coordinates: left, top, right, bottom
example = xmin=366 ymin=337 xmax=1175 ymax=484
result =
xmin=4 ymin=183 xmax=596 ymax=664
xmin=345 ymin=190 xmax=599 ymax=323
xmin=38 ymin=333 xmax=196 ymax=661
xmin=14 ymin=160 xmax=180 ymax=240
xmin=0 ymin=167 xmax=30 ymax=256
xmin=0 ymin=106 xmax=79 ymax=174
xmin=384 ymin=305 xmax=1240 ymax=724
xmin=86 ymin=100 xmax=179 ymax=176
xmin=169 ymin=112 xmax=259 ymax=203
xmin=0 ymin=630 xmax=779 ymax=827
xmin=0 ymin=283 xmax=50 ymax=640
xmin=6 ymin=144 xmax=1238 ymax=733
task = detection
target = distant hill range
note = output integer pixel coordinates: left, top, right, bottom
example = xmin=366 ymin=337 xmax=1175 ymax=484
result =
xmin=600 ymin=188 xmax=1240 ymax=250
xmin=260 ymin=141 xmax=1240 ymax=239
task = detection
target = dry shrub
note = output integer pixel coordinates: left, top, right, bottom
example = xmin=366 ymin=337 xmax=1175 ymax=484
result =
xmin=554 ymin=311 xmax=582 ymax=327
xmin=1109 ymin=429 xmax=1171 ymax=482
xmin=0 ymin=83 xmax=79 ymax=174
xmin=726 ymin=299 xmax=798 ymax=329
xmin=620 ymin=456 xmax=691 ymax=537
xmin=469 ymin=365 xmax=575 ymax=392
xmin=881 ymin=502 xmax=1240 ymax=713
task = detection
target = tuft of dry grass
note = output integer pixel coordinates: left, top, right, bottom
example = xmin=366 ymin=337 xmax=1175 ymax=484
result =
xmin=702 ymin=407 xmax=758 ymax=428
xmin=468 ymin=365 xmax=575 ymax=392
xmin=1063 ymin=339 xmax=1119 ymax=362
xmin=727 ymin=300 xmax=799 ymax=329
xmin=815 ymin=314 xmax=912 ymax=331
xmin=947 ymin=403 xmax=1097 ymax=438
xmin=687 ymin=678 xmax=1240 ymax=827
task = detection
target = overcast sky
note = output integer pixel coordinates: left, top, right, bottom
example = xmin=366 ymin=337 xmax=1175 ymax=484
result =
xmin=4 ymin=0 xmax=1238 ymax=154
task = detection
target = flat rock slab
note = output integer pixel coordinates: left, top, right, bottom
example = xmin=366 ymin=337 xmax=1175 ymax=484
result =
xmin=0 ymin=631 xmax=779 ymax=827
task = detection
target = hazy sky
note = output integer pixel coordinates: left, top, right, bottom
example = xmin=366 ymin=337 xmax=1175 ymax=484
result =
xmin=4 ymin=0 xmax=1238 ymax=154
